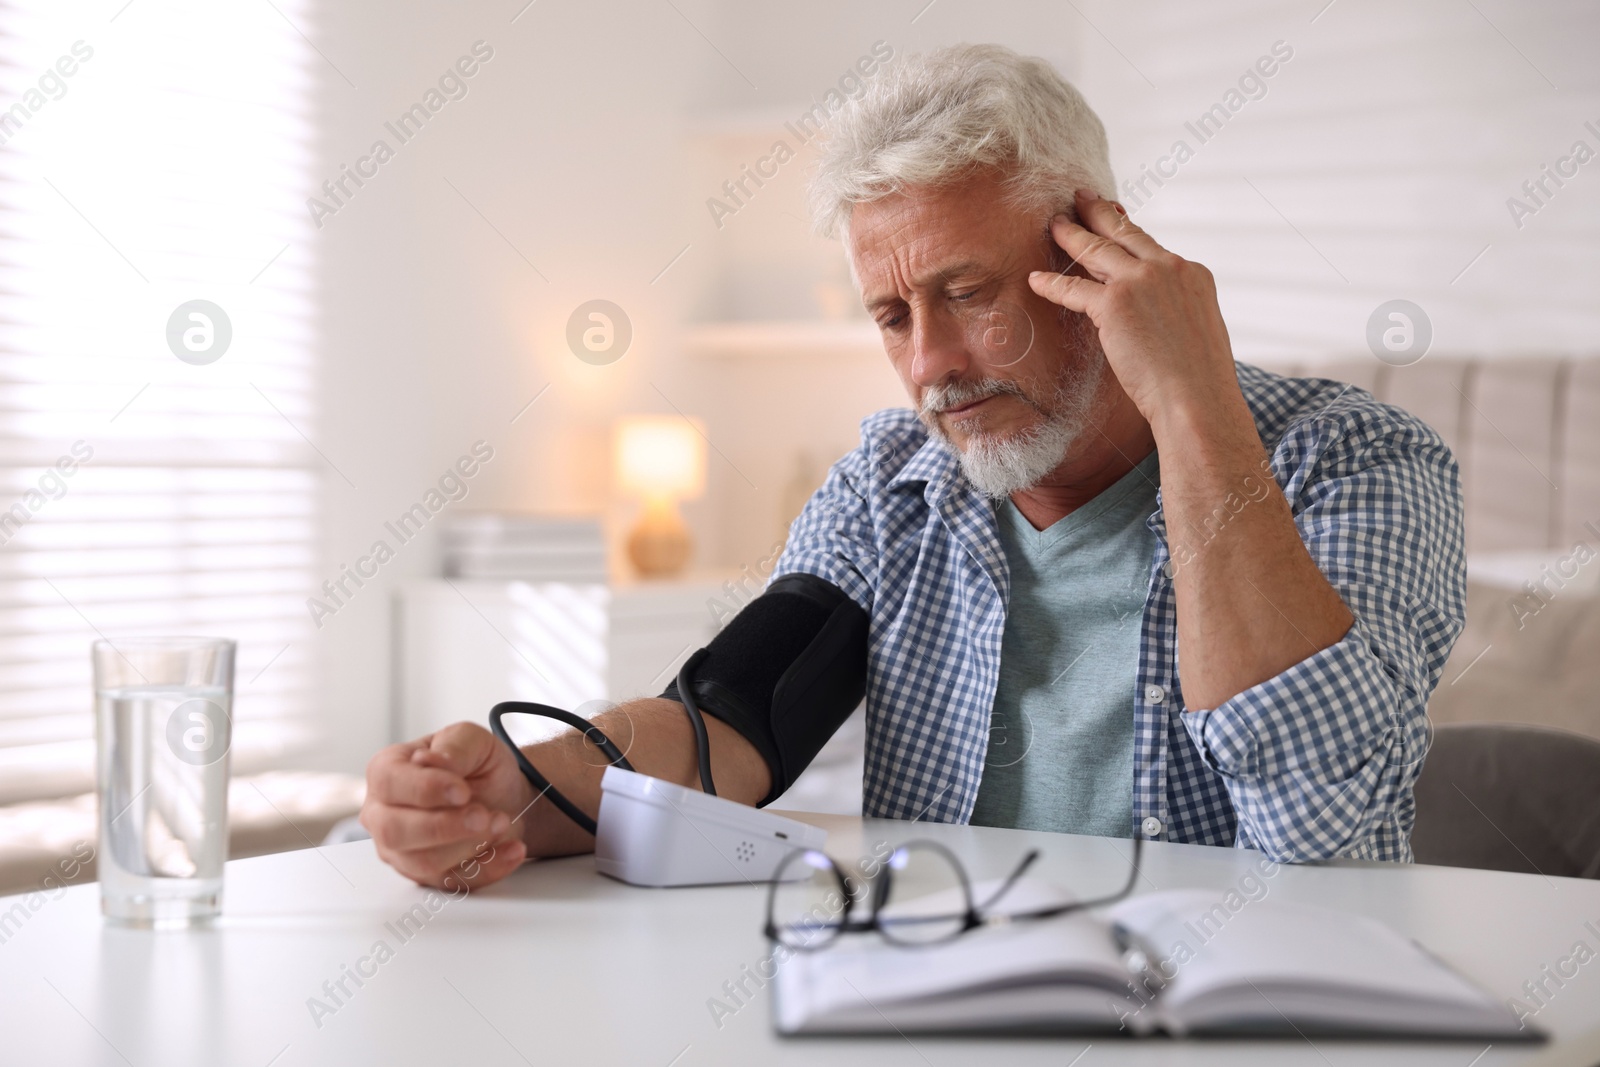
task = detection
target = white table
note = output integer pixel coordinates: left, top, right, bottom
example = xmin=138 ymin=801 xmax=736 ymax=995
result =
xmin=3 ymin=814 xmax=1598 ymax=1066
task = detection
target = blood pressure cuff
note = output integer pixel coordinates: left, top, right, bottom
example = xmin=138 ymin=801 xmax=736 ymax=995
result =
xmin=660 ymin=572 xmax=867 ymax=807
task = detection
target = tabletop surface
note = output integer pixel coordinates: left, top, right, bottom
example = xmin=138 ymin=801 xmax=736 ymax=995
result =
xmin=2 ymin=813 xmax=1599 ymax=1067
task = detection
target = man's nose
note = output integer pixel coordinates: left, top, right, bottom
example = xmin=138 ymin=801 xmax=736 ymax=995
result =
xmin=907 ymin=310 xmax=974 ymax=390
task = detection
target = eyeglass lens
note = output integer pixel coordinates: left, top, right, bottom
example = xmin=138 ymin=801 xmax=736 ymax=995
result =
xmin=769 ymin=849 xmax=851 ymax=950
xmin=874 ymin=842 xmax=973 ymax=945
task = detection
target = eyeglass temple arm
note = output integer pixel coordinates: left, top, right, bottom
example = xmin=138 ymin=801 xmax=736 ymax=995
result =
xmin=1066 ymin=832 xmax=1145 ymax=912
xmin=988 ymin=834 xmax=1146 ymax=921
xmin=975 ymin=848 xmax=1041 ymax=911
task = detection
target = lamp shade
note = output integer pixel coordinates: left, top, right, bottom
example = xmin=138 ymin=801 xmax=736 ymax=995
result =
xmin=613 ymin=415 xmax=707 ymax=502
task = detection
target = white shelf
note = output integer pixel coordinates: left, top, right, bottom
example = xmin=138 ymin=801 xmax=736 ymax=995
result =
xmin=683 ymin=320 xmax=881 ymax=359
xmin=394 ymin=576 xmax=729 ymax=742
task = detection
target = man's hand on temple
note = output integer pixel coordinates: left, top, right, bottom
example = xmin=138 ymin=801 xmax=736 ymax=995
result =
xmin=1028 ymin=188 xmax=1245 ymax=433
xmin=1028 ymin=186 xmax=1354 ymax=711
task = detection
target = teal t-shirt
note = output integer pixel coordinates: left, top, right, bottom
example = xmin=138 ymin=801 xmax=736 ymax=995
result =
xmin=969 ymin=450 xmax=1160 ymax=837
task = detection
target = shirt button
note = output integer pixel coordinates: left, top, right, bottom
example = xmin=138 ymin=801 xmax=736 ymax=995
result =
xmin=1144 ymin=684 xmax=1165 ymax=704
xmin=1141 ymin=816 xmax=1164 ymax=837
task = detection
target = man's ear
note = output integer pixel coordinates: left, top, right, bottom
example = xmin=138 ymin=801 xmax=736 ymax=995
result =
xmin=1040 ymin=206 xmax=1087 ymax=278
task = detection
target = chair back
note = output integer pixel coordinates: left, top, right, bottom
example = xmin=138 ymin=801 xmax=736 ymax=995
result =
xmin=1412 ymin=722 xmax=1600 ymax=879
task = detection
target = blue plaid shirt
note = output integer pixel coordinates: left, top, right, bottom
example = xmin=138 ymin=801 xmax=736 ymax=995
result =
xmin=774 ymin=363 xmax=1465 ymax=863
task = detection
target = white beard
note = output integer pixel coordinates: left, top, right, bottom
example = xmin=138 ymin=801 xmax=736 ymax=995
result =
xmin=920 ymin=342 xmax=1105 ymax=499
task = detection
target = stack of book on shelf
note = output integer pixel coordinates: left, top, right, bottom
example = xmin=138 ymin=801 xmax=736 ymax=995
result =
xmin=441 ymin=513 xmax=608 ymax=582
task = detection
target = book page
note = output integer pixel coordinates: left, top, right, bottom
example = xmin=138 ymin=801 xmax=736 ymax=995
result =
xmin=775 ymin=916 xmax=1136 ymax=1031
xmin=773 ymin=878 xmax=1135 ymax=1030
xmin=1105 ymin=889 xmax=1497 ymax=1016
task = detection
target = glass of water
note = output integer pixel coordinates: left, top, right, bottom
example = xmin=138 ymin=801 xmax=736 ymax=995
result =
xmin=93 ymin=637 xmax=235 ymax=926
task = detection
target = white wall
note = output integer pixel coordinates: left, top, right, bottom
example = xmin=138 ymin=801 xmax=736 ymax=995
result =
xmin=1074 ymin=0 xmax=1600 ymax=364
xmin=308 ymin=0 xmax=710 ymax=770
xmin=305 ymin=0 xmax=1600 ymax=775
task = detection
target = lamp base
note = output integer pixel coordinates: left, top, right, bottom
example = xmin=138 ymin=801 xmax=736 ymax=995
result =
xmin=627 ymin=501 xmax=692 ymax=577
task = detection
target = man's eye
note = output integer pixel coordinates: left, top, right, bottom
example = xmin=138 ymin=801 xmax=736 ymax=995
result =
xmin=951 ymin=290 xmax=980 ymax=302
xmin=877 ymin=312 xmax=907 ymax=330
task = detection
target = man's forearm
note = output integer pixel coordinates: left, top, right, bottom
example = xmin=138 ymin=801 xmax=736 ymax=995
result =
xmin=1154 ymin=395 xmax=1354 ymax=711
xmin=517 ymin=697 xmax=773 ymax=858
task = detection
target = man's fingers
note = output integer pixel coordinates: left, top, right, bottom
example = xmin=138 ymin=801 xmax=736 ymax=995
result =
xmin=439 ymin=834 xmax=528 ymax=892
xmin=1074 ymin=188 xmax=1168 ymax=260
xmin=368 ymin=744 xmax=470 ymax=808
xmin=364 ymin=802 xmax=511 ymax=851
xmin=387 ymin=831 xmax=526 ymax=890
xmin=1049 ymin=213 xmax=1136 ymax=281
xmin=447 ymin=839 xmax=527 ymax=889
xmin=419 ymin=722 xmax=502 ymax=780
xmin=1028 ymin=269 xmax=1102 ymax=317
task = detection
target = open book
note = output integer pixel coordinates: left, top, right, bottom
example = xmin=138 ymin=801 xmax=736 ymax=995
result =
xmin=771 ymin=883 xmax=1539 ymax=1040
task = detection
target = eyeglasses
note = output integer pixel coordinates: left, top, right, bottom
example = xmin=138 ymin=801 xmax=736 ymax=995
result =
xmin=763 ymin=833 xmax=1143 ymax=950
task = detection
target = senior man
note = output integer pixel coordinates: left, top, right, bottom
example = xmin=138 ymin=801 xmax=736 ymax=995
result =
xmin=362 ymin=44 xmax=1465 ymax=889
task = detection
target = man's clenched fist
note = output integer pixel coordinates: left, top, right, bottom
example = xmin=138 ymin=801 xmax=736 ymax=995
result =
xmin=360 ymin=722 xmax=534 ymax=890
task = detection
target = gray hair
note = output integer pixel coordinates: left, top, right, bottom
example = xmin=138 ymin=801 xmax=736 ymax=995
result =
xmin=809 ymin=44 xmax=1115 ymax=239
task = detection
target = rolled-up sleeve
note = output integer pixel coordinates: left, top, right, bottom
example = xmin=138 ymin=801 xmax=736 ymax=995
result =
xmin=1180 ymin=411 xmax=1466 ymax=863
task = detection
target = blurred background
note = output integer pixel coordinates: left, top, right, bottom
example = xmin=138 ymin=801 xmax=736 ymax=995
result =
xmin=1 ymin=0 xmax=1596 ymax=888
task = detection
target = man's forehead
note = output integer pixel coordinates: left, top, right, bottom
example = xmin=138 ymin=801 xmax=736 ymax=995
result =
xmin=857 ymin=257 xmax=992 ymax=307
xmin=847 ymin=186 xmax=1036 ymax=301
xmin=853 ymin=238 xmax=1025 ymax=307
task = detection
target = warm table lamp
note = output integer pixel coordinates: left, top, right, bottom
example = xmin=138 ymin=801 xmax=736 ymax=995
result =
xmin=614 ymin=415 xmax=707 ymax=577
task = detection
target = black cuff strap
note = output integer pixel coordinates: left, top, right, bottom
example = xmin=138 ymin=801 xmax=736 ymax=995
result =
xmin=661 ymin=572 xmax=868 ymax=806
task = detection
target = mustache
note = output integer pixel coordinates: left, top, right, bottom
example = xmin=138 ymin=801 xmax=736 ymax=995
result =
xmin=919 ymin=377 xmax=1038 ymax=417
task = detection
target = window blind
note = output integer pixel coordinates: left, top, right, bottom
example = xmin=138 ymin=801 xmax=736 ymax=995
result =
xmin=0 ymin=0 xmax=320 ymax=803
